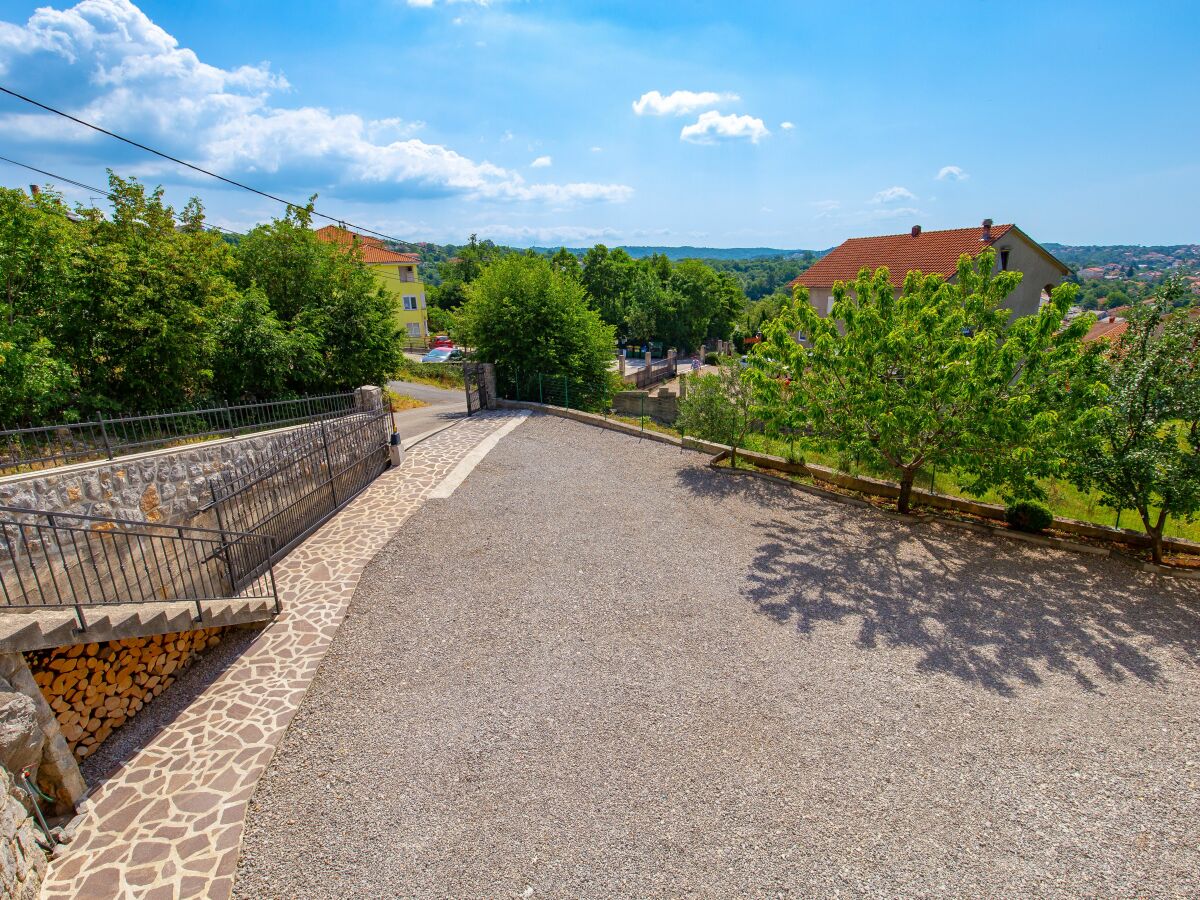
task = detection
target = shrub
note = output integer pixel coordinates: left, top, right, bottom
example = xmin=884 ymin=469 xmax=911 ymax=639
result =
xmin=703 ymin=352 xmax=719 ymax=366
xmin=1005 ymin=500 xmax=1053 ymax=533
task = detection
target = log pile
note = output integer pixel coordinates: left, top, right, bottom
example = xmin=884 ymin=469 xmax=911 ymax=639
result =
xmin=25 ymin=627 xmax=224 ymax=759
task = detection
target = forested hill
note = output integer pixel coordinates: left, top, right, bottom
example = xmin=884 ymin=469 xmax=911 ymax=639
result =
xmin=595 ymin=245 xmax=819 ymax=261
xmin=1043 ymin=243 xmax=1200 ymax=270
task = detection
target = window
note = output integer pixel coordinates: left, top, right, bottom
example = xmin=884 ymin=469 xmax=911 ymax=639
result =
xmin=1000 ymin=249 xmax=1010 ymax=271
xmin=399 ymin=265 xmax=416 ymax=283
xmin=403 ymin=295 xmax=418 ymax=310
xmin=406 ymin=322 xmax=421 ymax=337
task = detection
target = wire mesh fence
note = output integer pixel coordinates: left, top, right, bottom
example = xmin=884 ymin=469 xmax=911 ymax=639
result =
xmin=0 ymin=392 xmax=361 ymax=474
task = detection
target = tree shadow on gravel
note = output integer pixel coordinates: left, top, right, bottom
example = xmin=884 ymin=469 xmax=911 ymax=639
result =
xmin=676 ymin=465 xmax=1200 ymax=696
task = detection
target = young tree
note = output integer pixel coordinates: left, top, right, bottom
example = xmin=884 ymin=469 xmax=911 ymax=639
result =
xmin=1067 ymin=277 xmax=1200 ymax=563
xmin=755 ymin=250 xmax=1095 ymax=514
xmin=676 ymin=360 xmax=757 ymax=468
xmin=458 ymin=254 xmax=615 ymax=409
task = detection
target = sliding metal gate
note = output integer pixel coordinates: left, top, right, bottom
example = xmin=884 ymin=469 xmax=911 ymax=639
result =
xmin=205 ymin=408 xmax=390 ymax=589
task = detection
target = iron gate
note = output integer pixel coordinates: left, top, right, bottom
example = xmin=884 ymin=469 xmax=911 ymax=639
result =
xmin=205 ymin=408 xmax=390 ymax=588
xmin=464 ymin=363 xmax=488 ymax=415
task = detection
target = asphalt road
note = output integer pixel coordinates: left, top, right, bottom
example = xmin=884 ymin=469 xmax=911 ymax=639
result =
xmin=236 ymin=414 xmax=1200 ymax=898
xmin=386 ymin=378 xmax=466 ymax=442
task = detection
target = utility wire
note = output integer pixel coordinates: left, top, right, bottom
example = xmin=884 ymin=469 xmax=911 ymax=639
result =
xmin=2 ymin=154 xmax=430 ymax=280
xmin=0 ymin=83 xmax=414 ymax=246
xmin=0 ymin=153 xmax=243 ymax=237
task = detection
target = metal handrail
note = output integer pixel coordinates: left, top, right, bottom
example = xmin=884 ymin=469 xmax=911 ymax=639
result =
xmin=0 ymin=505 xmax=279 ymax=631
xmin=0 ymin=392 xmax=360 ymax=473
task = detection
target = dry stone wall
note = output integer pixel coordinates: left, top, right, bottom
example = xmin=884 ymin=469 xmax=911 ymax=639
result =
xmin=26 ymin=627 xmax=226 ymax=761
xmin=0 ymin=767 xmax=46 ymax=900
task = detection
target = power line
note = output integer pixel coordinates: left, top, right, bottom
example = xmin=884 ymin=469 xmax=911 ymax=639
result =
xmin=0 ymin=154 xmax=243 ymax=237
xmin=0 ymin=83 xmax=413 ymax=247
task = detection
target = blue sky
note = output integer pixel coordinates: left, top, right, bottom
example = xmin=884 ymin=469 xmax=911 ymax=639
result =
xmin=0 ymin=0 xmax=1196 ymax=248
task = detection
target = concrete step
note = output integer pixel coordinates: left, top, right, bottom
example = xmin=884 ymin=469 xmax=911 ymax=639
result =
xmin=0 ymin=597 xmax=277 ymax=653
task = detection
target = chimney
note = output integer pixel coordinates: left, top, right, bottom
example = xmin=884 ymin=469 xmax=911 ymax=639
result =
xmin=29 ymin=184 xmax=39 ymax=197
xmin=981 ymin=218 xmax=993 ymax=241
xmin=911 ymin=225 xmax=922 ymax=237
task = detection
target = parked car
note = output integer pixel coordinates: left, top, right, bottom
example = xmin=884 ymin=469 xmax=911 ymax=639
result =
xmin=429 ymin=335 xmax=454 ymax=349
xmin=421 ymin=347 xmax=463 ymax=363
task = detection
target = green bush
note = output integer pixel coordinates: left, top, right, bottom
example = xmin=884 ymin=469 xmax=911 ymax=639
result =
xmin=1005 ymin=500 xmax=1054 ymax=533
xmin=703 ymin=352 xmax=719 ymax=366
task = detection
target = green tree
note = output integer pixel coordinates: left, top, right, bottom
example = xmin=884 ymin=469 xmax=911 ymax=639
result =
xmin=755 ymin=249 xmax=1094 ymax=514
xmin=1067 ymin=277 xmax=1200 ymax=563
xmin=676 ymin=361 xmax=756 ymax=467
xmin=235 ymin=200 xmax=403 ymax=391
xmin=549 ymin=247 xmax=582 ymax=280
xmin=581 ymin=244 xmax=636 ymax=329
xmin=458 ymin=254 xmax=616 ymax=408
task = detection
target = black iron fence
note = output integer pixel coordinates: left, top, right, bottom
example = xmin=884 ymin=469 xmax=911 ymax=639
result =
xmin=0 ymin=506 xmax=278 ymax=631
xmin=0 ymin=392 xmax=361 ymax=474
xmin=206 ymin=408 xmax=391 ymax=576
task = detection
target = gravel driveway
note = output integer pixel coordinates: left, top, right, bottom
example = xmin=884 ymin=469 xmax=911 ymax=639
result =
xmin=235 ymin=414 xmax=1200 ymax=898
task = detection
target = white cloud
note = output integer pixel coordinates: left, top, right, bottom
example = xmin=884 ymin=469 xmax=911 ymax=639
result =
xmin=530 ymin=155 xmax=552 ymax=168
xmin=590 ymin=146 xmax=603 ymax=153
xmin=680 ymin=111 xmax=770 ymax=145
xmin=936 ymin=165 xmax=969 ymax=181
xmin=872 ymin=186 xmax=916 ymax=203
xmin=406 ymin=0 xmax=492 ymax=7
xmin=632 ymin=89 xmax=739 ymax=117
xmin=780 ymin=121 xmax=795 ymax=130
xmin=867 ymin=205 xmax=921 ymax=221
xmin=0 ymin=0 xmax=630 ymax=206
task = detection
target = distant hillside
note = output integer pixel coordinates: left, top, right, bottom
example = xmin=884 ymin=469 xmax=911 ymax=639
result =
xmin=529 ymin=245 xmax=822 ymax=261
xmin=1044 ymin=243 xmax=1200 ymax=271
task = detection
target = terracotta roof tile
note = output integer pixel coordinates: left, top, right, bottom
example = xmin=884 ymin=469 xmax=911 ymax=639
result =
xmin=793 ymin=224 xmax=1016 ymax=289
xmin=1082 ymin=318 xmax=1129 ymax=343
xmin=314 ymin=225 xmax=420 ymax=265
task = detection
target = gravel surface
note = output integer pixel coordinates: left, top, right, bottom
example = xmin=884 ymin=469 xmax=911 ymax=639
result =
xmin=235 ymin=414 xmax=1200 ymax=898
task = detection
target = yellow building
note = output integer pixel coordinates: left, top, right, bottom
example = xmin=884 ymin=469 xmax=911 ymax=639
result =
xmin=314 ymin=225 xmax=429 ymax=345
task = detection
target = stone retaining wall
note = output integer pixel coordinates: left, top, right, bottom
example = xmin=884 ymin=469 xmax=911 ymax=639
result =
xmin=1 ymin=426 xmax=309 ymax=532
xmin=613 ymin=390 xmax=678 ymax=424
xmin=26 ymin=627 xmax=226 ymax=761
xmin=0 ymin=767 xmax=45 ymax=900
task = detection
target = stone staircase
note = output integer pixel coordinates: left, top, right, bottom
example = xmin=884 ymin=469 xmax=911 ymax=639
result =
xmin=0 ymin=598 xmax=277 ymax=654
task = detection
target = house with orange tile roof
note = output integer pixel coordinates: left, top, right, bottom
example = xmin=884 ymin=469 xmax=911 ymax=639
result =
xmin=314 ymin=225 xmax=429 ymax=345
xmin=791 ymin=219 xmax=1069 ymax=319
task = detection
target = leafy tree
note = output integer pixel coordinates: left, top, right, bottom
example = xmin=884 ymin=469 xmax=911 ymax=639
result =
xmin=581 ymin=244 xmax=636 ymax=329
xmin=235 ymin=200 xmax=403 ymax=392
xmin=458 ymin=254 xmax=615 ymax=409
xmin=754 ymin=249 xmax=1094 ymax=514
xmin=1067 ymin=277 xmax=1200 ymax=563
xmin=207 ymin=287 xmax=292 ymax=399
xmin=428 ymin=234 xmax=502 ymax=310
xmin=676 ymin=360 xmax=756 ymax=467
xmin=549 ymin=247 xmax=582 ymax=280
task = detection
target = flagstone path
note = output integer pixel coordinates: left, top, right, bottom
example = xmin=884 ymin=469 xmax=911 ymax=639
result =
xmin=40 ymin=411 xmax=528 ymax=900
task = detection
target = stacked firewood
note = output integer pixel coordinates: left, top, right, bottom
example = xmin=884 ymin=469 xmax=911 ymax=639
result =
xmin=26 ymin=628 xmax=224 ymax=758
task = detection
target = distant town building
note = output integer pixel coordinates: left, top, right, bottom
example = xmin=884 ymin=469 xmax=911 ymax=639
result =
xmin=314 ymin=225 xmax=429 ymax=344
xmin=791 ymin=219 xmax=1069 ymax=319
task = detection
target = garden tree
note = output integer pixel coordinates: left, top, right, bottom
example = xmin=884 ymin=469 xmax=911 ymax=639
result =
xmin=548 ymin=247 xmax=582 ymax=280
xmin=235 ymin=200 xmax=404 ymax=392
xmin=1067 ymin=277 xmax=1200 ymax=563
xmin=581 ymin=244 xmax=636 ymax=328
xmin=426 ymin=304 xmax=456 ymax=338
xmin=458 ymin=253 xmax=615 ymax=408
xmin=622 ymin=266 xmax=668 ymax=346
xmin=429 ymin=234 xmax=502 ymax=309
xmin=753 ymin=249 xmax=1095 ymax=514
xmin=675 ymin=360 xmax=757 ymax=468
xmin=0 ymin=186 xmax=80 ymax=421
xmin=64 ymin=175 xmax=236 ymax=411
xmin=207 ymin=287 xmax=293 ymax=399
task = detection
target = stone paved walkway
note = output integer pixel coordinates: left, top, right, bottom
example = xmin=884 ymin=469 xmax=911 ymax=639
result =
xmin=41 ymin=411 xmax=528 ymax=899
